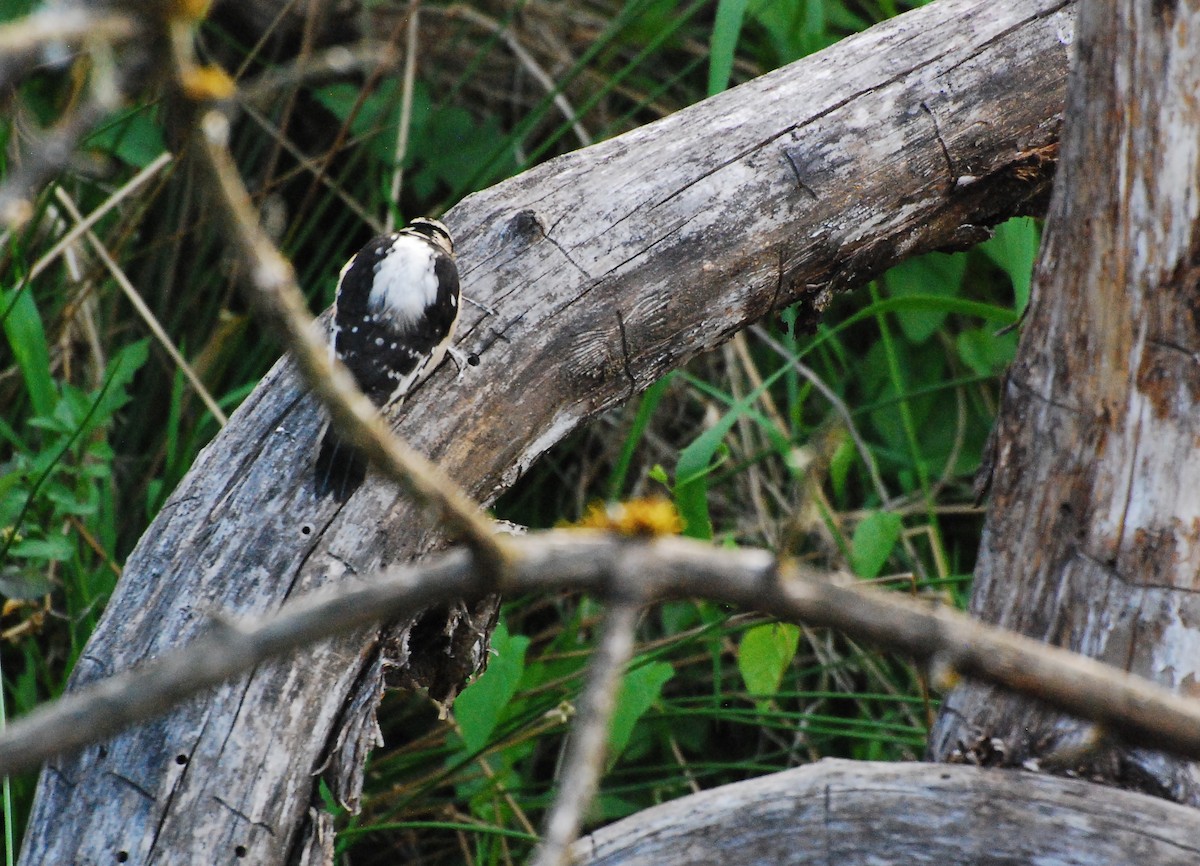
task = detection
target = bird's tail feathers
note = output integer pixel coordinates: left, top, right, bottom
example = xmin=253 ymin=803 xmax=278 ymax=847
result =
xmin=315 ymin=427 xmax=367 ymax=502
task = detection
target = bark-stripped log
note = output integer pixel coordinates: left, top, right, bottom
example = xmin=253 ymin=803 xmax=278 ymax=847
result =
xmin=19 ymin=0 xmax=1073 ymax=862
xmin=928 ymin=1 xmax=1200 ymax=805
xmin=573 ymin=759 xmax=1200 ymax=866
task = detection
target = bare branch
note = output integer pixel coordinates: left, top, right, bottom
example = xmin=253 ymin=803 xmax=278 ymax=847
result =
xmin=0 ymin=8 xmax=135 ymax=53
xmin=386 ymin=2 xmax=420 ymax=232
xmin=237 ymin=44 xmax=400 ymax=110
xmin=6 ymin=532 xmax=1200 ymax=782
xmin=533 ymin=601 xmax=641 ymax=866
xmin=28 ymin=152 xmax=173 ymax=282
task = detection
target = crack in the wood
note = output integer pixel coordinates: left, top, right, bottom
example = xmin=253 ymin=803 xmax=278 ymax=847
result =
xmin=770 ymin=247 xmax=787 ymax=314
xmin=597 ymin=219 xmax=690 ymax=283
xmin=147 ymin=766 xmax=186 ymax=861
xmin=155 ymin=494 xmax=202 ymax=518
xmin=1078 ymin=546 xmax=1200 ymax=598
xmin=470 ymin=311 xmax=529 ymax=357
xmin=1005 ymin=375 xmax=1088 ymax=416
xmin=647 ymin=126 xmax=802 ymax=215
xmin=615 ymin=310 xmax=636 ymax=403
xmin=1126 ymin=597 xmax=1143 ymax=672
xmin=944 ymin=0 xmax=1074 ymax=71
xmin=1116 ymin=407 xmax=1143 ymax=557
xmin=45 ymin=762 xmax=77 ymax=789
xmin=1068 ymin=548 xmax=1200 ymax=594
xmin=1074 ymin=548 xmax=1119 ymax=575
xmin=1148 ymin=337 xmax=1200 ymax=363
xmin=822 ymin=781 xmax=833 ymax=866
xmin=542 ymin=228 xmax=591 ymax=279
xmin=77 ymin=652 xmax=115 ymax=681
xmin=108 ymin=771 xmax=154 ymax=801
xmin=783 ymin=147 xmax=818 ymax=200
xmin=458 ymin=243 xmax=522 ymax=281
xmin=213 ymin=795 xmax=277 ymax=833
xmin=921 ymin=101 xmax=955 ymax=185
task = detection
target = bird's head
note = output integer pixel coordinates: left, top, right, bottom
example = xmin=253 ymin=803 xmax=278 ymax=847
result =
xmin=407 ymin=217 xmax=454 ymax=257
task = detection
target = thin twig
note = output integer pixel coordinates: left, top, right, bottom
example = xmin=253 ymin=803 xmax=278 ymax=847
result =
xmin=386 ymin=2 xmax=421 ymax=232
xmin=52 ymin=187 xmax=229 ymax=426
xmin=28 ymin=152 xmax=173 ymax=282
xmin=433 ymin=5 xmax=592 ymax=148
xmin=750 ymin=324 xmax=932 ymax=580
xmin=533 ymin=600 xmax=641 ymax=866
xmin=0 ymin=7 xmax=135 ymax=54
xmin=239 ymin=45 xmax=400 ymax=108
xmin=238 ymin=101 xmax=383 ymax=233
xmin=5 ymin=532 xmax=1200 ymax=783
xmin=749 ymin=325 xmax=890 ymax=508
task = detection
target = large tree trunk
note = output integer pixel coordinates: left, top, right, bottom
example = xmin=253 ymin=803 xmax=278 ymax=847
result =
xmin=928 ymin=0 xmax=1200 ymax=804
xmin=18 ymin=0 xmax=1073 ymax=863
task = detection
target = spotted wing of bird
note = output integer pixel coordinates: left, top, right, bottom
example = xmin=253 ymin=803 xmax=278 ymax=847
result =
xmin=315 ymin=229 xmax=460 ymax=501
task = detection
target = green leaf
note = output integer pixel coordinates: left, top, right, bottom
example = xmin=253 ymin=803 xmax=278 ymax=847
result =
xmin=982 ymin=216 xmax=1040 ymax=315
xmin=1 ymin=287 xmax=55 ymax=418
xmin=608 ymin=661 xmax=674 ymax=765
xmin=956 ymin=327 xmax=1018 ymax=377
xmin=864 ymin=338 xmax=945 ymax=456
xmin=45 ymin=482 xmax=98 ymax=516
xmin=0 ymin=563 xmax=53 ymax=599
xmin=313 ymin=80 xmax=419 ymax=165
xmin=609 ymin=375 xmax=671 ymax=499
xmin=708 ymin=0 xmax=749 ymax=95
xmin=674 ymin=367 xmax=791 ymax=539
xmin=850 ymin=510 xmax=903 ymax=578
xmin=9 ymin=534 xmax=73 ymax=561
xmin=829 ymin=436 xmax=855 ymax=502
xmin=453 ymin=621 xmax=530 ymax=752
xmin=737 ymin=622 xmax=800 ymax=708
xmin=0 ymin=0 xmax=38 ymax=25
xmin=86 ymin=108 xmax=166 ymax=168
xmin=883 ymin=253 xmax=967 ymax=344
xmin=94 ymin=339 xmax=150 ymax=419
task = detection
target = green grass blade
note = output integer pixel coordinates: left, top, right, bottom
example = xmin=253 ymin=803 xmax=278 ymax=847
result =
xmin=1 ymin=287 xmax=55 ymax=418
xmin=709 ymin=0 xmax=750 ymax=95
xmin=608 ymin=374 xmax=672 ymax=500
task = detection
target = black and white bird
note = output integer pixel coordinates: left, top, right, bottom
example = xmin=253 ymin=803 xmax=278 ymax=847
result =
xmin=315 ymin=217 xmax=462 ymax=501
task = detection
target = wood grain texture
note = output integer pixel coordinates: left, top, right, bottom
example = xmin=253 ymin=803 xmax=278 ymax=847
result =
xmin=573 ymin=759 xmax=1200 ymax=865
xmin=928 ymin=1 xmax=1200 ymax=804
xmin=18 ymin=1 xmax=1074 ymax=863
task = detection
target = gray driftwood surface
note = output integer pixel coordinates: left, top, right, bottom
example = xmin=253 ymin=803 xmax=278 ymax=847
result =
xmin=20 ymin=0 xmax=1075 ymax=863
xmin=573 ymin=759 xmax=1200 ymax=865
xmin=928 ymin=0 xmax=1200 ymax=804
